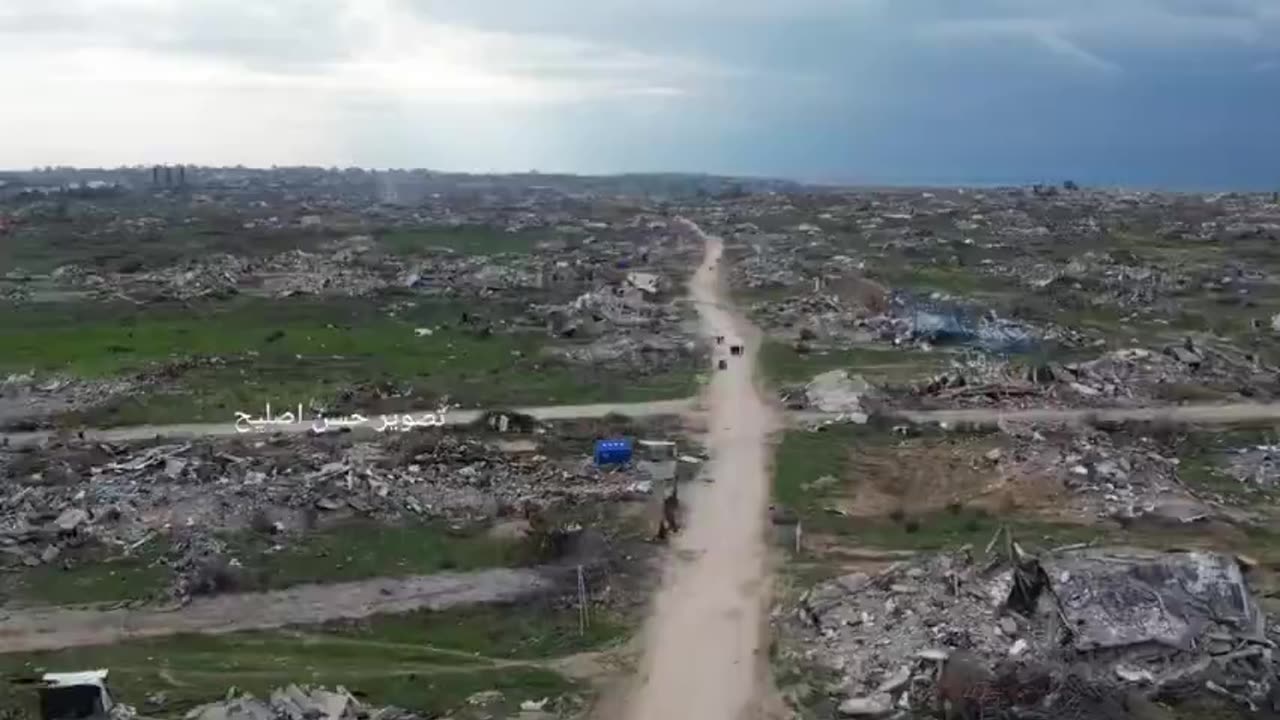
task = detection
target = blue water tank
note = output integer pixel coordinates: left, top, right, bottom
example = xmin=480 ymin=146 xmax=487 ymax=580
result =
xmin=594 ymin=438 xmax=633 ymax=466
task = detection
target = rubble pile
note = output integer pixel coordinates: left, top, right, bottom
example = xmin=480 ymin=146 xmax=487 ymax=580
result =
xmin=0 ymin=434 xmax=654 ymax=570
xmin=1223 ymin=444 xmax=1280 ymax=490
xmin=860 ymin=295 xmax=1039 ymax=353
xmin=999 ymin=425 xmax=1188 ymax=520
xmin=547 ymin=334 xmax=696 ymax=372
xmin=910 ymin=341 xmax=1278 ymax=409
xmin=790 ymin=546 xmax=1275 ymax=718
xmin=0 ymin=373 xmax=143 ymax=429
xmin=804 ymin=370 xmax=873 ymax=418
xmin=186 ymin=685 xmax=424 ymax=720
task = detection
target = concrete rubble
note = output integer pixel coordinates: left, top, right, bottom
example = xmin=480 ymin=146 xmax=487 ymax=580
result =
xmin=185 ymin=685 xmax=424 ymax=720
xmin=804 ymin=370 xmax=872 ymax=418
xmin=909 ymin=339 xmax=1279 ymax=410
xmin=789 ymin=544 xmax=1277 ymax=718
xmin=0 ymin=431 xmax=659 ymax=585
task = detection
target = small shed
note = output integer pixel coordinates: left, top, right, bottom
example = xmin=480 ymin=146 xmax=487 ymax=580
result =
xmin=594 ymin=438 xmax=633 ymax=466
xmin=39 ymin=670 xmax=115 ymax=720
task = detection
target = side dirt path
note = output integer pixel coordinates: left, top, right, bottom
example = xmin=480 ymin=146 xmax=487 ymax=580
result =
xmin=621 ymin=219 xmax=779 ymax=720
xmin=0 ymin=567 xmax=558 ymax=653
xmin=893 ymin=402 xmax=1280 ymax=426
xmin=2 ymin=399 xmax=696 ymax=447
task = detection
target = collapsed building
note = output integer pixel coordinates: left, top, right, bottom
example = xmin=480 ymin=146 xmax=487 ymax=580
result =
xmin=787 ymin=543 xmax=1276 ymax=718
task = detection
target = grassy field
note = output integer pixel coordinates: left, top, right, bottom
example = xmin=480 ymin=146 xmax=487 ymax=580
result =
xmin=0 ymin=296 xmax=698 ymax=425
xmin=0 ymin=212 xmax=559 ymax=274
xmin=378 ymin=226 xmax=555 ymax=256
xmin=8 ymin=522 xmax=530 ymax=607
xmin=0 ymin=603 xmax=627 ymax=718
xmin=759 ymin=340 xmax=948 ymax=387
xmin=772 ymin=424 xmax=1280 ymax=557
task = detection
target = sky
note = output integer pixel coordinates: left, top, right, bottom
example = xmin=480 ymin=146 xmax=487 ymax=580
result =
xmin=2 ymin=0 xmax=1278 ymax=189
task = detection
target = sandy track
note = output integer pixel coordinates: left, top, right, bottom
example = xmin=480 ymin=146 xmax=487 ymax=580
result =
xmin=892 ymin=402 xmax=1280 ymax=426
xmin=622 ymin=220 xmax=778 ymax=720
xmin=0 ymin=567 xmax=560 ymax=654
xmin=1 ymin=399 xmax=695 ymax=447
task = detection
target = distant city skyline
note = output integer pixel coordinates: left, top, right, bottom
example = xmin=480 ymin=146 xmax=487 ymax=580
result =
xmin=2 ymin=0 xmax=1278 ymax=191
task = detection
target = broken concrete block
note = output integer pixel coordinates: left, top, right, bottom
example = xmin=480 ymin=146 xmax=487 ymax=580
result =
xmin=837 ymin=693 xmax=893 ymax=717
xmin=54 ymin=508 xmax=89 ymax=532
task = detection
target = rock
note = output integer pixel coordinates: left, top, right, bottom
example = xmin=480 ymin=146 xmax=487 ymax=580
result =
xmin=466 ymin=690 xmax=505 ymax=707
xmin=835 ymin=572 xmax=871 ymax=594
xmin=917 ymin=648 xmax=950 ymax=662
xmin=146 ymin=692 xmax=169 ymax=708
xmin=314 ymin=497 xmax=345 ymax=511
xmin=519 ymin=698 xmax=549 ymax=712
xmin=811 ymin=474 xmax=840 ymax=491
xmin=1008 ymin=638 xmax=1028 ymax=656
xmin=875 ymin=666 xmax=911 ymax=694
xmin=54 ymin=508 xmax=89 ymax=532
xmin=1070 ymin=382 xmax=1101 ymax=397
xmin=1115 ymin=664 xmax=1156 ymax=684
xmin=984 ymin=448 xmax=1003 ymax=462
xmin=40 ymin=545 xmax=60 ymax=564
xmin=998 ymin=617 xmax=1017 ymax=636
xmin=185 ymin=696 xmax=274 ymax=720
xmin=837 ymin=694 xmax=893 ymax=717
xmin=805 ymin=370 xmax=872 ymax=414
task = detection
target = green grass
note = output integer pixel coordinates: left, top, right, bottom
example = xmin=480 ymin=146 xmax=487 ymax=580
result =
xmin=0 ymin=602 xmax=620 ymax=717
xmin=229 ymin=522 xmax=531 ymax=591
xmin=1176 ymin=427 xmax=1280 ymax=502
xmin=774 ymin=426 xmax=1096 ymax=548
xmin=0 ymin=296 xmax=697 ymax=425
xmin=773 ymin=426 xmax=858 ymax=511
xmin=326 ymin=604 xmax=628 ymax=661
xmin=1 ymin=217 xmax=343 ymax=274
xmin=772 ymin=426 xmax=1183 ymax=552
xmin=10 ymin=541 xmax=171 ymax=606
xmin=812 ymin=507 xmax=1102 ymax=551
xmin=759 ymin=340 xmax=946 ymax=386
xmin=379 ymin=226 xmax=552 ymax=256
xmin=9 ymin=523 xmax=532 ymax=607
xmin=873 ymin=263 xmax=1019 ymax=297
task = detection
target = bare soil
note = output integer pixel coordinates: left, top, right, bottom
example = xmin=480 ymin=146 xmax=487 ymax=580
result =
xmin=0 ymin=568 xmax=558 ymax=653
xmin=621 ymin=219 xmax=781 ymax=720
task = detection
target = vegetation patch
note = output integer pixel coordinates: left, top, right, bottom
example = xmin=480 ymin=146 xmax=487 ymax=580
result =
xmin=0 ymin=601 xmax=623 ymax=717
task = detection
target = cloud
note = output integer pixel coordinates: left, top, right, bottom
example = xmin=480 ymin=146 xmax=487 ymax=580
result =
xmin=0 ymin=0 xmax=728 ymax=100
xmin=922 ymin=18 xmax=1121 ymax=75
xmin=1 ymin=0 xmax=1277 ymax=186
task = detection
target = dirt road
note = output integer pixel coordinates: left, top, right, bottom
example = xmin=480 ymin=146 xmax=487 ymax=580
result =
xmin=891 ymin=402 xmax=1280 ymax=427
xmin=1 ymin=398 xmax=695 ymax=447
xmin=622 ymin=219 xmax=777 ymax=720
xmin=0 ymin=567 xmax=560 ymax=654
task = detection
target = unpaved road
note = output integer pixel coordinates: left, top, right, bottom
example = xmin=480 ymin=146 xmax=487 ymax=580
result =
xmin=1 ymin=398 xmax=695 ymax=447
xmin=623 ymin=219 xmax=777 ymax=720
xmin=891 ymin=402 xmax=1280 ymax=427
xmin=0 ymin=567 xmax=560 ymax=654
xmin=11 ymin=387 xmax=1280 ymax=450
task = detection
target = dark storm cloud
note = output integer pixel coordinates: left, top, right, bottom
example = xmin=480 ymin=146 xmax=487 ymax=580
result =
xmin=2 ymin=0 xmax=1277 ymax=188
